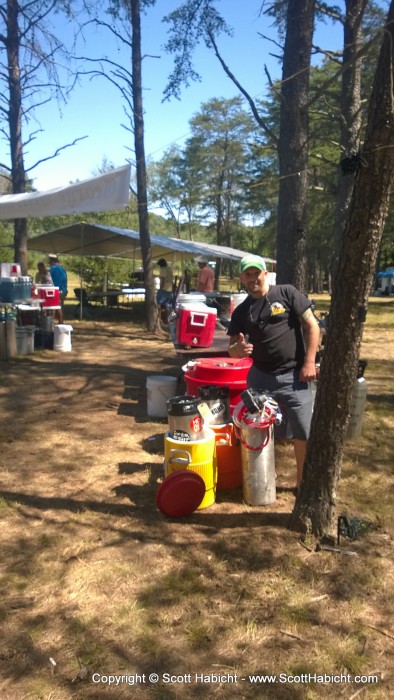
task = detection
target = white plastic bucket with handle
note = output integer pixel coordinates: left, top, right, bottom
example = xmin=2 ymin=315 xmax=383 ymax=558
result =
xmin=147 ymin=375 xmax=178 ymax=418
xmin=54 ymin=324 xmax=73 ymax=352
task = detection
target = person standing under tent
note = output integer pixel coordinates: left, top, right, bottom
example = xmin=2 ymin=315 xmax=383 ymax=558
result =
xmin=195 ymin=256 xmax=214 ymax=293
xmin=48 ymin=255 xmax=68 ymax=324
xmin=156 ymin=258 xmax=174 ymax=321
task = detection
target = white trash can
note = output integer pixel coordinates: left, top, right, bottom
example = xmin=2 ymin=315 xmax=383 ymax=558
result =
xmin=54 ymin=324 xmax=73 ymax=352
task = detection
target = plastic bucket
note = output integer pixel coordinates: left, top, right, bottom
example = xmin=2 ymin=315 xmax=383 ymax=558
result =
xmin=147 ymin=375 xmax=178 ymax=418
xmin=164 ymin=428 xmax=217 ymax=509
xmin=24 ymin=325 xmax=36 ymax=354
xmin=167 ymin=395 xmax=204 ymax=441
xmin=211 ymin=422 xmax=242 ymax=489
xmin=16 ymin=327 xmax=35 ymax=355
xmin=54 ymin=324 xmax=73 ymax=352
xmin=230 ymin=293 xmax=247 ymax=315
xmin=16 ymin=327 xmax=28 ymax=355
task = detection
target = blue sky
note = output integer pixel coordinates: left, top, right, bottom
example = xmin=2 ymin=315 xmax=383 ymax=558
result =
xmin=3 ymin=1 xmax=386 ymax=199
xmin=24 ymin=2 xmax=286 ymax=192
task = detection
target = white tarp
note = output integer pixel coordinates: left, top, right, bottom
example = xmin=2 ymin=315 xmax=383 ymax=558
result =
xmin=0 ymin=165 xmax=131 ymax=219
xmin=27 ymin=222 xmax=277 ymax=266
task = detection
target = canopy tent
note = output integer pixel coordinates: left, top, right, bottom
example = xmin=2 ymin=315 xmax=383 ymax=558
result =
xmin=376 ymin=267 xmax=394 ymax=278
xmin=27 ymin=222 xmax=276 ymax=266
xmin=376 ymin=267 xmax=394 ymax=295
xmin=0 ymin=166 xmax=131 ymax=219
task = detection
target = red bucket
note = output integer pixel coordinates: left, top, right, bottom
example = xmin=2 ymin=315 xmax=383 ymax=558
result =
xmin=184 ymin=357 xmax=252 ymax=413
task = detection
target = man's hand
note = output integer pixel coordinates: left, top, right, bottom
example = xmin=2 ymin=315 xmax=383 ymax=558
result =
xmin=300 ymin=359 xmax=317 ymax=382
xmin=229 ymin=332 xmax=253 ymax=358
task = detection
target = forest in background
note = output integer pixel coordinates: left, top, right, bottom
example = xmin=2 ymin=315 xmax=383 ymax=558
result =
xmin=0 ymin=1 xmax=393 ymax=293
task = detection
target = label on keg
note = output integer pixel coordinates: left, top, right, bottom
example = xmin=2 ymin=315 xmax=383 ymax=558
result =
xmin=172 ymin=430 xmax=191 ymax=442
xmin=210 ymin=401 xmax=225 ymax=417
xmin=196 ymin=401 xmax=212 ymax=422
xmin=190 ymin=415 xmax=203 ymax=433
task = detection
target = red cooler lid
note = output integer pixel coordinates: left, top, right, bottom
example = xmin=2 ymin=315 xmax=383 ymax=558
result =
xmin=191 ymin=357 xmax=252 ymax=382
xmin=156 ymin=470 xmax=205 ymax=517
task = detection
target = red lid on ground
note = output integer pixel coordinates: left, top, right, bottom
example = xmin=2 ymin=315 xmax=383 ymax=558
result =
xmin=156 ymin=470 xmax=205 ymax=517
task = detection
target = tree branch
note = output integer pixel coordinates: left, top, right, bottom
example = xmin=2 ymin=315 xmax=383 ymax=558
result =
xmin=207 ymin=29 xmax=278 ymax=146
xmin=308 ymin=31 xmax=383 ymax=108
xmin=82 ymin=18 xmax=132 ymax=50
xmin=25 ymin=136 xmax=89 ymax=173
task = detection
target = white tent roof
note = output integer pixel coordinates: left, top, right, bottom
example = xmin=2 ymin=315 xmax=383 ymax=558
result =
xmin=0 ymin=166 xmax=131 ymax=219
xmin=28 ymin=222 xmax=276 ymax=265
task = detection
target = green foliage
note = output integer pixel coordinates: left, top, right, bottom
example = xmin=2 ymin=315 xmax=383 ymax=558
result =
xmin=162 ymin=0 xmax=231 ymax=101
xmin=150 ymin=96 xmax=265 ymax=248
xmin=0 ymin=221 xmax=15 ymax=262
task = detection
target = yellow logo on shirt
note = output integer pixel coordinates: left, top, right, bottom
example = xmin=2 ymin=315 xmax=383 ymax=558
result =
xmin=270 ymin=302 xmax=286 ymax=316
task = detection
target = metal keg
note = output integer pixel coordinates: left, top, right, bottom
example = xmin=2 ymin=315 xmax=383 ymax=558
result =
xmin=233 ymin=390 xmax=282 ymax=506
xmin=198 ymin=385 xmax=231 ymax=425
xmin=166 ymin=395 xmax=204 ymax=442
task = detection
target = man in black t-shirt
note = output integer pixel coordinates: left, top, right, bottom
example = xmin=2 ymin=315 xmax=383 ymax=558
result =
xmin=227 ymin=254 xmax=320 ymax=489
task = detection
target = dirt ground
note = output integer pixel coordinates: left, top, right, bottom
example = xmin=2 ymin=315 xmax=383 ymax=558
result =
xmin=0 ymin=308 xmax=393 ymax=700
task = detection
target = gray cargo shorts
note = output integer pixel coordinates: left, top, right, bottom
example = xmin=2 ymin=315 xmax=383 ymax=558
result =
xmin=247 ymin=365 xmax=312 ymax=441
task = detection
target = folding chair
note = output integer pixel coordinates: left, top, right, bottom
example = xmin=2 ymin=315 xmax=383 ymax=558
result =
xmin=74 ymin=288 xmax=95 ymax=320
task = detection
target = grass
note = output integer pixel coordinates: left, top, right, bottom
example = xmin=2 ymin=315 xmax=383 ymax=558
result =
xmin=0 ymin=296 xmax=392 ymax=699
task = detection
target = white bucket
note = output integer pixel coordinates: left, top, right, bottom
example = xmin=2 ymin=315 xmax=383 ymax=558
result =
xmin=24 ymin=325 xmax=35 ymax=354
xmin=230 ymin=293 xmax=248 ymax=315
xmin=54 ymin=324 xmax=73 ymax=352
xmin=147 ymin=375 xmax=178 ymax=418
xmin=16 ymin=327 xmax=28 ymax=355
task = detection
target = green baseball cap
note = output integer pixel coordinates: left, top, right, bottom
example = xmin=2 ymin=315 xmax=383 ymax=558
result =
xmin=240 ymin=254 xmax=266 ymax=273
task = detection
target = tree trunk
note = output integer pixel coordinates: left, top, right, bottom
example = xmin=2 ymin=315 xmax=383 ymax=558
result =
xmin=6 ymin=0 xmax=28 ymax=274
xmin=276 ymin=0 xmax=315 ymax=292
xmin=130 ymin=0 xmax=160 ymax=333
xmin=291 ymin=0 xmax=394 ymax=537
xmin=331 ymin=0 xmax=367 ymax=280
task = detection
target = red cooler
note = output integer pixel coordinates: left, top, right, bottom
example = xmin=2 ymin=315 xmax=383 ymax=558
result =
xmin=34 ymin=285 xmax=61 ymax=308
xmin=176 ymin=302 xmax=217 ymax=348
xmin=184 ymin=357 xmax=252 ymax=413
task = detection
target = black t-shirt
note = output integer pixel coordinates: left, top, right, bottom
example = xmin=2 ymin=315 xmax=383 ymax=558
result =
xmin=227 ymin=285 xmax=311 ymax=374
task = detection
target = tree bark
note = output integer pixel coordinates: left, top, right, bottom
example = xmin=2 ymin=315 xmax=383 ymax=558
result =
xmin=276 ymin=0 xmax=315 ymax=292
xmin=6 ymin=0 xmax=28 ymax=274
xmin=291 ymin=0 xmax=394 ymax=537
xmin=130 ymin=0 xmax=160 ymax=333
xmin=331 ymin=0 xmax=368 ymax=280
